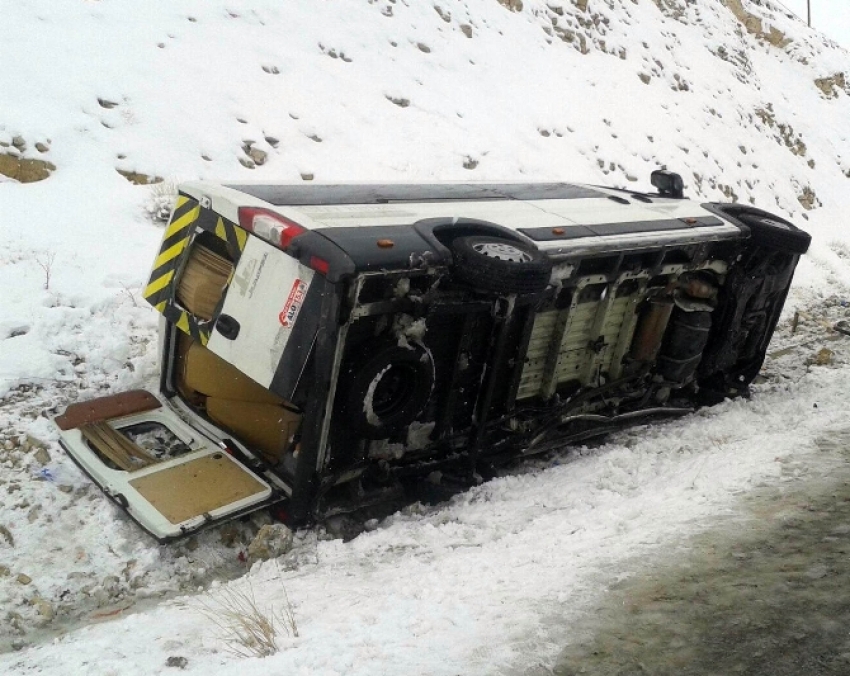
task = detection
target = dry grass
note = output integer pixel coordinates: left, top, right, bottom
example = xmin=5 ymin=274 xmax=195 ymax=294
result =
xmin=189 ymin=570 xmax=298 ymax=658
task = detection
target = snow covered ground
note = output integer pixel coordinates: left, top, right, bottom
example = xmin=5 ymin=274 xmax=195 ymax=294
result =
xmin=1 ymin=0 xmax=850 ymax=673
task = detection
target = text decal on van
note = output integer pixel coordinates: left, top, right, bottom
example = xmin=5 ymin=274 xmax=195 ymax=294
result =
xmin=279 ymin=279 xmax=308 ymax=328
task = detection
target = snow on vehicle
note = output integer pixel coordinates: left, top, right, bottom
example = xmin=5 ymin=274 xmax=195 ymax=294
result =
xmin=54 ymin=172 xmax=811 ymax=541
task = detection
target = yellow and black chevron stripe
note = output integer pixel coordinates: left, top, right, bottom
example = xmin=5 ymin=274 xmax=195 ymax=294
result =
xmin=161 ymin=304 xmax=209 ymax=344
xmin=143 ymin=196 xmax=249 ymax=345
xmin=143 ymin=195 xmax=200 ymax=312
xmin=214 ymin=214 xmax=248 ymax=259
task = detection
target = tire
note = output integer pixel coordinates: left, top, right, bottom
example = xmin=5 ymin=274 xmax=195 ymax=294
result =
xmin=737 ymin=212 xmax=811 ymax=255
xmin=450 ymin=235 xmax=552 ymax=294
xmin=341 ymin=343 xmax=435 ymax=439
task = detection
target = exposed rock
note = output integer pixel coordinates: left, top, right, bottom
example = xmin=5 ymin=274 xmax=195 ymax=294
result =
xmin=798 ymin=186 xmax=820 ymax=210
xmin=166 ymin=656 xmax=188 ymax=669
xmin=238 ymin=157 xmax=255 ymax=169
xmin=101 ymin=574 xmax=121 ymax=598
xmin=434 ymin=6 xmax=451 ymax=23
xmin=0 ymin=525 xmax=13 ymax=547
xmin=24 ymin=435 xmax=46 ymax=452
xmin=264 ymin=135 xmax=280 ymax=148
xmin=31 ymin=598 xmax=54 ymax=621
xmin=497 ymin=0 xmax=523 ymax=11
xmin=250 ymin=510 xmax=274 ymax=530
xmin=460 ymin=24 xmax=473 ymax=38
xmin=16 ymin=573 xmax=31 ymax=585
xmin=0 ymin=154 xmax=55 ymax=182
xmin=575 ymin=0 xmax=588 ymax=11
xmin=248 ymin=147 xmax=267 ymax=165
xmin=814 ymin=73 xmax=847 ymax=99
xmin=811 ymin=347 xmax=834 ymax=366
xmin=754 ymin=107 xmax=807 ymax=157
xmin=463 ymin=156 xmax=479 ymax=170
xmin=247 ymin=524 xmax=294 ymax=563
xmin=33 ymin=446 xmax=50 ymax=465
xmin=721 ymin=0 xmax=791 ymax=47
xmin=764 ymin=26 xmax=790 ymax=48
xmin=116 ymin=169 xmax=163 ymax=185
xmin=97 ymin=98 xmax=119 ymax=109
xmin=11 ymin=135 xmax=25 ymax=150
xmin=34 ymin=142 xmax=49 ymax=153
xmin=386 ymin=95 xmax=411 ymax=108
xmin=651 ymin=0 xmax=687 ymax=21
xmin=301 ymin=173 xmax=314 ymax=181
xmin=0 ymin=565 xmax=10 ymax=577
xmin=27 ymin=506 xmax=41 ymax=524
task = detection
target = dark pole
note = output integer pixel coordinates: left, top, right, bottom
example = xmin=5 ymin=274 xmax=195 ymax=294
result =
xmin=808 ymin=0 xmax=811 ymax=27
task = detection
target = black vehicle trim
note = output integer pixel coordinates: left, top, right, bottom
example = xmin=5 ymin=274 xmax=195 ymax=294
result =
xmin=269 ymin=278 xmax=325 ymax=401
xmin=313 ymin=224 xmax=449 ymax=273
xmin=287 ymin=278 xmax=345 ymax=524
xmin=223 ymin=182 xmax=606 ymax=206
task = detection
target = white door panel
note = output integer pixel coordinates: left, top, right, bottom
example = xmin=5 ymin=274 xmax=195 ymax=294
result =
xmin=206 ymin=236 xmax=315 ymax=388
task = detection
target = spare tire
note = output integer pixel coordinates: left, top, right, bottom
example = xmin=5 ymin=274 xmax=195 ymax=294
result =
xmin=736 ymin=212 xmax=811 ymax=255
xmin=341 ymin=343 xmax=435 ymax=439
xmin=450 ymin=235 xmax=552 ymax=294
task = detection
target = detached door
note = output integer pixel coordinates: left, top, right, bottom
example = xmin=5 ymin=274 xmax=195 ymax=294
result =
xmin=56 ymin=391 xmax=276 ymax=542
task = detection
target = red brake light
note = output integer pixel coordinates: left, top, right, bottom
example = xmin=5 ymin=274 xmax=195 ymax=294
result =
xmin=237 ymin=207 xmax=306 ymax=249
xmin=309 ymin=255 xmax=330 ymax=275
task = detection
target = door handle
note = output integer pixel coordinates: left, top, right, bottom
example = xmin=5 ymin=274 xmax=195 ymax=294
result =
xmin=216 ymin=314 xmax=241 ymax=340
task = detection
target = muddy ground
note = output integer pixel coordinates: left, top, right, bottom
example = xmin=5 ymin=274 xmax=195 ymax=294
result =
xmin=553 ymin=430 xmax=850 ymax=676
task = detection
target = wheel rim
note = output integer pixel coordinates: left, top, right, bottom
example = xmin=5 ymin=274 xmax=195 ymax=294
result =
xmin=371 ymin=364 xmax=418 ymax=418
xmin=472 ymin=241 xmax=533 ymax=263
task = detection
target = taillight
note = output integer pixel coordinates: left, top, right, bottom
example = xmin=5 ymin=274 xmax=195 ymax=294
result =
xmin=237 ymin=207 xmax=306 ymax=249
xmin=309 ymin=255 xmax=330 ymax=275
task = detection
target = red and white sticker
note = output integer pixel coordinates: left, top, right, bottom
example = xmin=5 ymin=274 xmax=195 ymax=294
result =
xmin=279 ymin=278 xmax=308 ymax=328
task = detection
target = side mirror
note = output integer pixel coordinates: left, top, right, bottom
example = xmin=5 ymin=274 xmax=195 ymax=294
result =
xmin=651 ymin=170 xmax=684 ymax=199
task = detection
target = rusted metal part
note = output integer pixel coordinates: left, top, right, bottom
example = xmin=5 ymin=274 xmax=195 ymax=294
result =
xmin=629 ymin=297 xmax=674 ymax=362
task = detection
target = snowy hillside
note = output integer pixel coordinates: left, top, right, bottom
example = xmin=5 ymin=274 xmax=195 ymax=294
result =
xmin=1 ymin=0 xmax=850 ymax=673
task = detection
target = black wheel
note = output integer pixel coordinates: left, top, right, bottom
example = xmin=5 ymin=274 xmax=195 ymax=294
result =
xmin=737 ymin=212 xmax=811 ymax=254
xmin=341 ymin=343 xmax=435 ymax=439
xmin=450 ymin=235 xmax=552 ymax=294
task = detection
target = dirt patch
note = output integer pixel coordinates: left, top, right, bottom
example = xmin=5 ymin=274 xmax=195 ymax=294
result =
xmin=554 ymin=436 xmax=850 ymax=675
xmin=0 ymin=154 xmax=55 ymax=183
